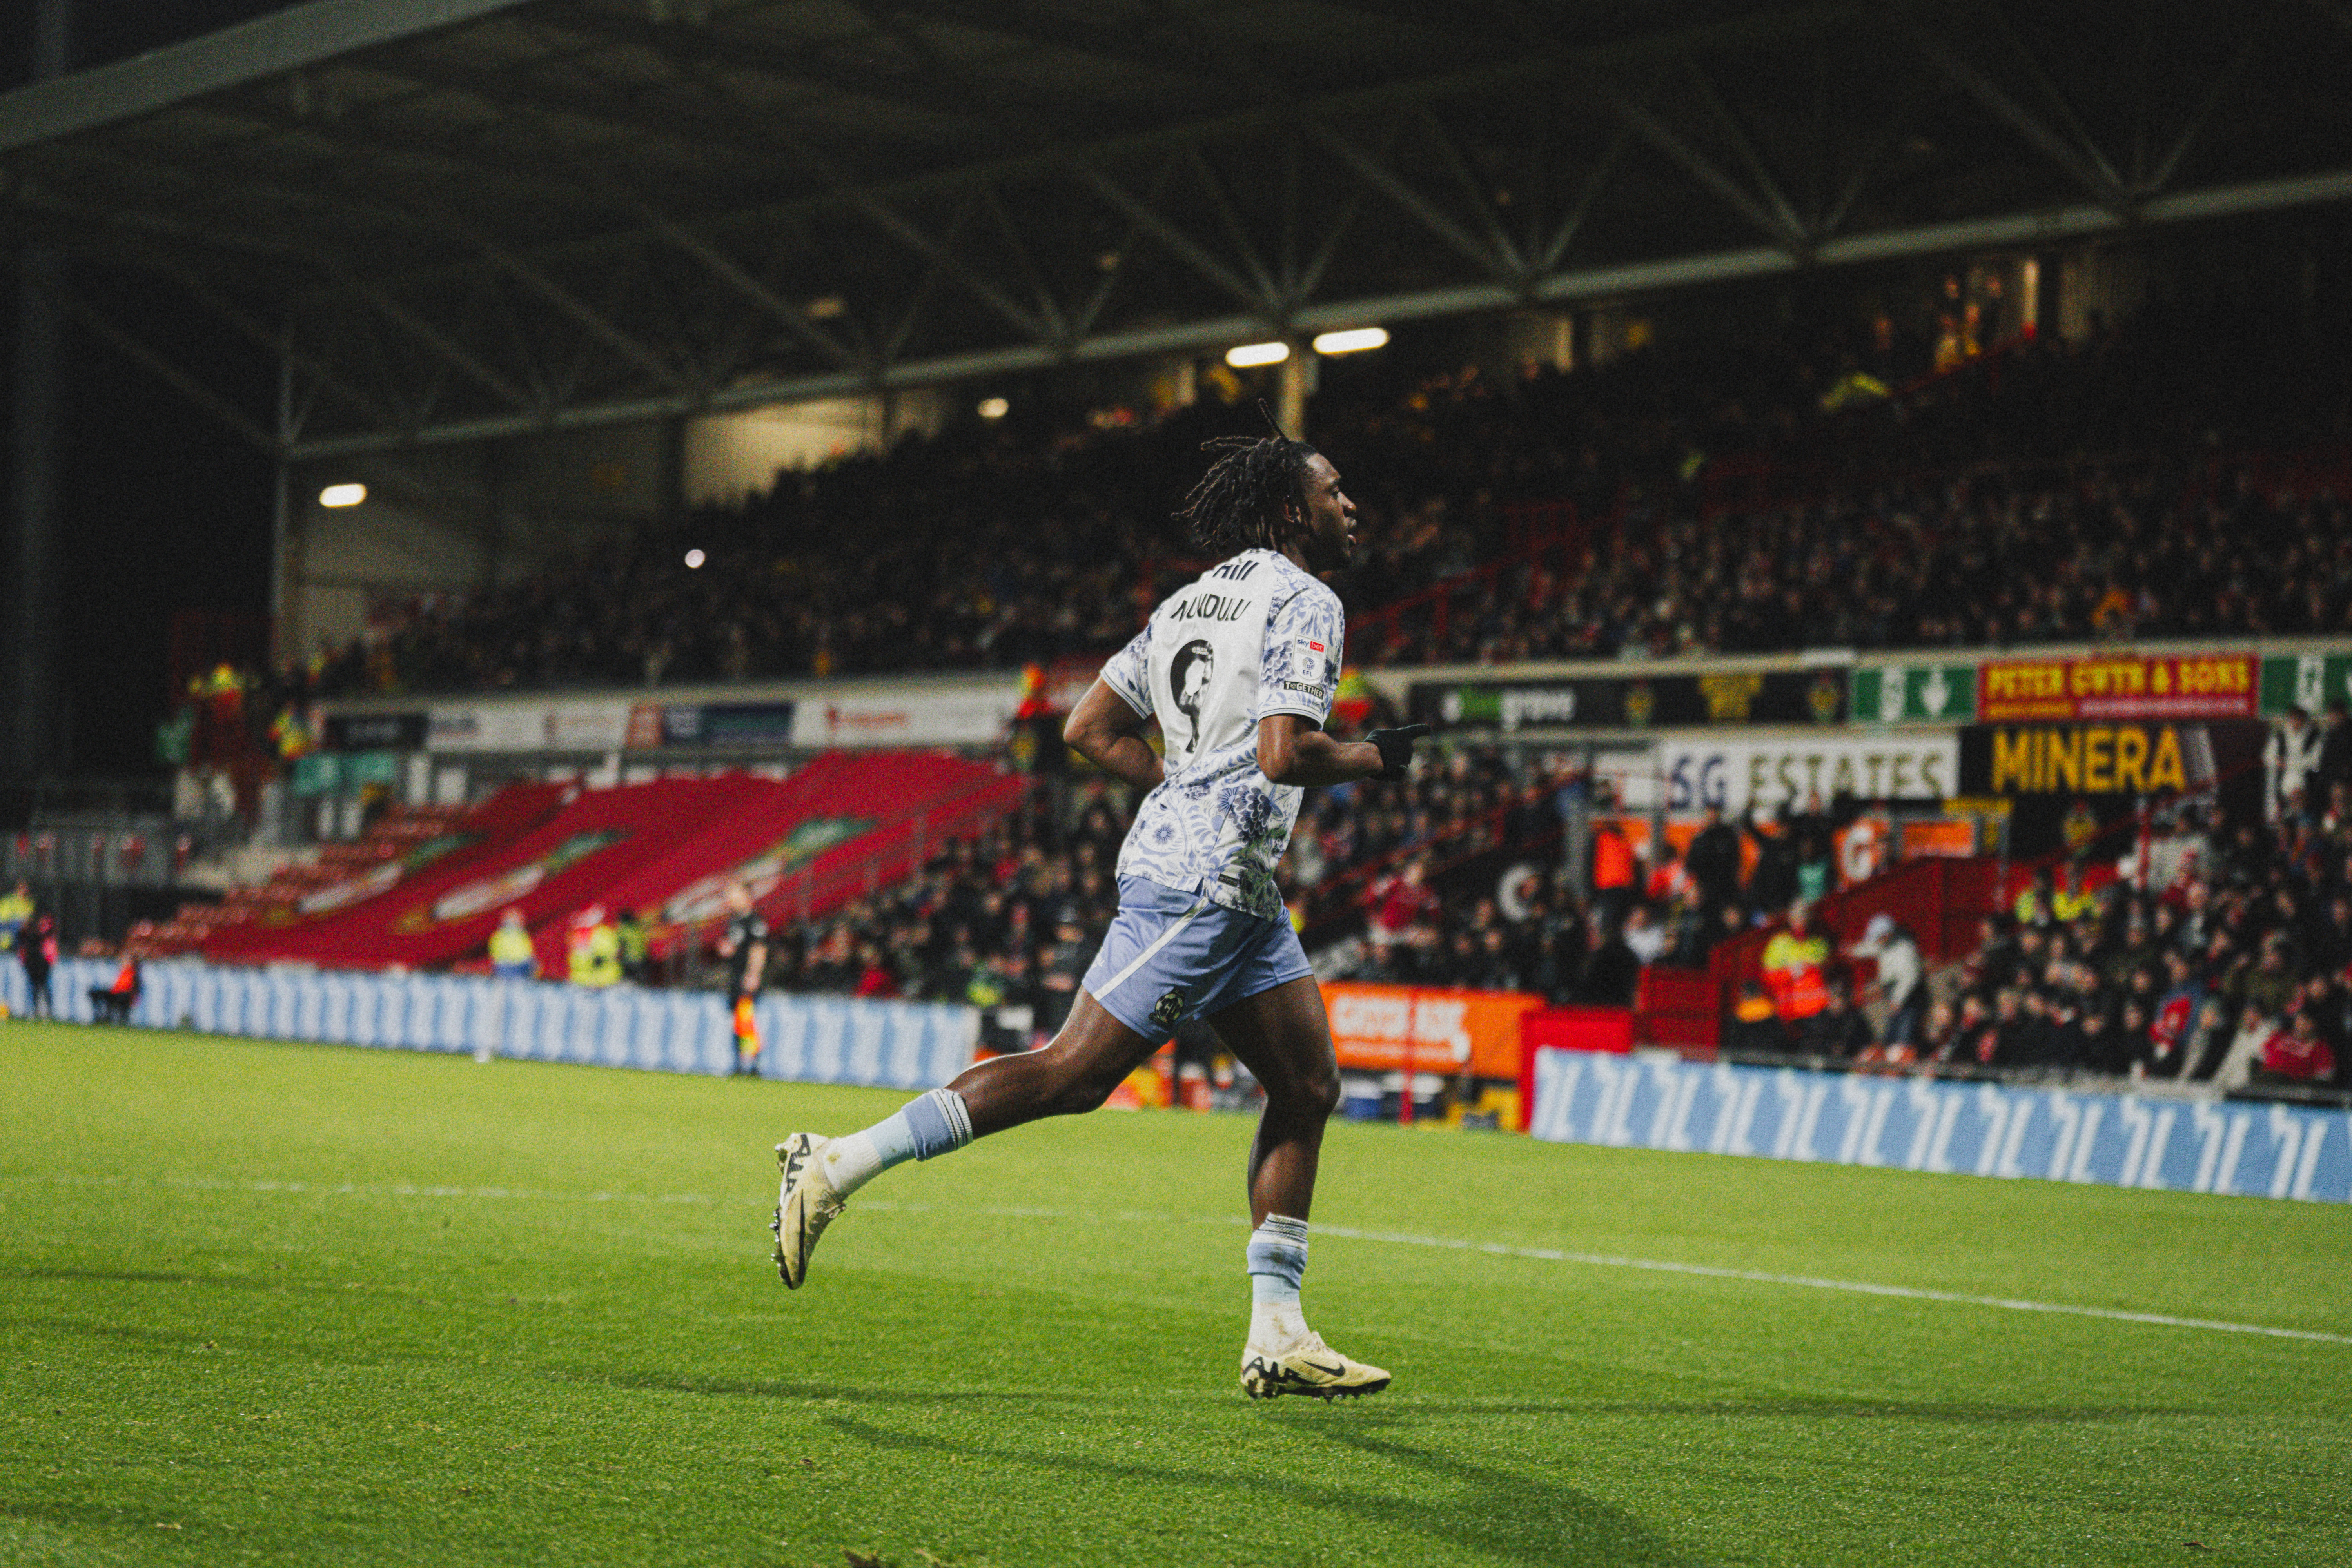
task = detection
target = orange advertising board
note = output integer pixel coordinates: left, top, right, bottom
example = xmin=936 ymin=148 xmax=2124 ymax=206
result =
xmin=1322 ymin=982 xmax=1542 ymax=1080
xmin=1898 ymin=819 xmax=1980 ymax=860
xmin=1979 ymin=652 xmax=2256 ymax=722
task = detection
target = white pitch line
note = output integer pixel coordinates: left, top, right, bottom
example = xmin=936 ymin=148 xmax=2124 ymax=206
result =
xmin=14 ymin=1172 xmax=2347 ymax=1348
xmin=1306 ymin=1223 xmax=2352 ymax=1348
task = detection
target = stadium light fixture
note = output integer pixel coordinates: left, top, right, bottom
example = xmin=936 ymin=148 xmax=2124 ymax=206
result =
xmin=1312 ymin=327 xmax=1389 ymax=356
xmin=683 ymin=548 xmax=706 ymax=569
xmin=1225 ymin=341 xmax=1290 ymax=368
xmin=977 ymin=397 xmax=1010 ymax=420
xmin=318 ymin=483 xmax=367 ymax=508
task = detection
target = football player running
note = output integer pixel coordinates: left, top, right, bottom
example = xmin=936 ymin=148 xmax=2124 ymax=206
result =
xmin=771 ymin=429 xmax=1428 ymax=1400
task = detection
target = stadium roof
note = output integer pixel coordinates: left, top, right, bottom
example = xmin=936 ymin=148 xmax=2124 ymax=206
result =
xmin=4 ymin=0 xmax=2350 ymax=459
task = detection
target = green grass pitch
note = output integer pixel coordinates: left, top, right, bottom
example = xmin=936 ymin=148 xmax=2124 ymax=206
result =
xmin=3 ymin=1022 xmax=2348 ymax=1566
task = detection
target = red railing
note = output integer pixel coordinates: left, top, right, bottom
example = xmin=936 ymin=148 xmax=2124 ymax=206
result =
xmin=1636 ymin=855 xmax=2005 ymax=1052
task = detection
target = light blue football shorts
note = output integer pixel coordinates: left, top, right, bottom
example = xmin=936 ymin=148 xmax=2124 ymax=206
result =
xmin=1081 ymin=875 xmax=1314 ymax=1039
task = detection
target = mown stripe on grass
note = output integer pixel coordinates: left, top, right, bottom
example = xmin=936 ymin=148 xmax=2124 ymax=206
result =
xmin=12 ymin=1169 xmax=2348 ymax=1349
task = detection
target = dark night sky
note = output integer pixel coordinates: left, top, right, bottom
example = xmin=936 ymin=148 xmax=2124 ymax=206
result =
xmin=14 ymin=2 xmax=292 ymax=778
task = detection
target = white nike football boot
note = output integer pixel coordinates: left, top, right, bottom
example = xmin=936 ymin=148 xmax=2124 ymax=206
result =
xmin=1240 ymin=1331 xmax=1392 ymax=1400
xmin=771 ymin=1132 xmax=846 ymax=1289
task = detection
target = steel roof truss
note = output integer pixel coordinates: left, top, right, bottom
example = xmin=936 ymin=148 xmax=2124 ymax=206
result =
xmin=1600 ymin=75 xmax=1808 ymax=255
xmin=976 ymin=184 xmax=1070 ymax=344
xmin=1907 ymin=25 xmax=2130 ymax=214
xmin=1305 ymin=119 xmax=1517 ymax=287
xmin=2148 ymin=39 xmax=2257 ymax=196
xmin=1679 ymin=60 xmax=1809 ymax=250
xmin=1070 ymin=157 xmax=1271 ymax=315
xmin=1414 ymin=108 xmax=1527 ymax=279
xmin=1183 ymin=147 xmax=1282 ymax=316
xmin=1535 ymin=124 xmax=1631 ymax=275
xmin=34 ymin=271 xmax=281 ymax=453
xmin=167 ymin=267 xmax=408 ymax=434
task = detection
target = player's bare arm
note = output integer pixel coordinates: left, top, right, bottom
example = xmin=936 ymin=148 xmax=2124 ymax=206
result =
xmin=1065 ymin=679 xmax=1164 ymax=793
xmin=1261 ymin=713 xmax=1430 ymax=787
xmin=1258 ymin=713 xmax=1381 ymax=787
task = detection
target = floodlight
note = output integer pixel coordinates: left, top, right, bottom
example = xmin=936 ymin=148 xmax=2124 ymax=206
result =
xmin=319 ymin=483 xmax=367 ymax=508
xmin=1312 ymin=327 xmax=1390 ymax=355
xmin=977 ymin=397 xmax=1010 ymax=420
xmin=1225 ymin=341 xmax=1290 ymax=368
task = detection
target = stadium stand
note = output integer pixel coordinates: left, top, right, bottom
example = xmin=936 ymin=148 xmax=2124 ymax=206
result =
xmin=163 ymin=756 xmax=1019 ymax=975
xmin=309 ymin=306 xmax=2350 ymax=697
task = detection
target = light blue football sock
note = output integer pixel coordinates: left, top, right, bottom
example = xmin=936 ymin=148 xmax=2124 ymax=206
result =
xmin=1247 ymin=1214 xmax=1310 ymax=1304
xmin=817 ymin=1088 xmax=973 ymax=1196
xmin=1247 ymin=1214 xmax=1312 ymax=1349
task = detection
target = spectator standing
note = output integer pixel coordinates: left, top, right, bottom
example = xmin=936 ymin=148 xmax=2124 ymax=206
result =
xmin=489 ymin=907 xmax=538 ymax=981
xmin=0 ymin=880 xmax=30 ymax=958
xmin=566 ymin=906 xmax=622 ymax=988
xmin=716 ymin=882 xmax=769 ymax=1077
xmin=1849 ymin=913 xmax=1925 ymax=1049
xmin=2146 ymin=951 xmax=2206 ymax=1077
xmin=1744 ymin=809 xmax=1798 ymax=915
xmin=1761 ymin=901 xmax=1831 ymax=1034
xmin=16 ymin=911 xmax=56 ymax=1018
xmin=1590 ymin=816 xmax=1638 ymax=931
xmin=2267 ymin=706 xmax=2324 ymax=823
xmin=1683 ymin=806 xmax=1741 ymax=919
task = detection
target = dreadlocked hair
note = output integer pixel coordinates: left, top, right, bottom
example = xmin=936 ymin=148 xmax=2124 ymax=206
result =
xmin=1174 ymin=434 xmax=1321 ymax=555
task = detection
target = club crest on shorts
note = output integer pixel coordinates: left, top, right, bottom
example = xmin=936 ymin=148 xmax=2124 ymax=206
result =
xmin=1149 ymin=988 xmax=1189 ymax=1030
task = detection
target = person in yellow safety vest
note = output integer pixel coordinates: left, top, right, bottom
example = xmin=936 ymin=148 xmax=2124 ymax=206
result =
xmin=2013 ymin=867 xmax=2055 ymax=929
xmin=0 ymin=880 xmax=32 ymax=955
xmin=1761 ymin=899 xmax=1831 ymax=1029
xmin=267 ymin=704 xmax=314 ymax=761
xmin=2051 ymin=863 xmax=2099 ymax=926
xmin=566 ymin=905 xmax=621 ymax=987
xmin=488 ymin=907 xmax=539 ymax=981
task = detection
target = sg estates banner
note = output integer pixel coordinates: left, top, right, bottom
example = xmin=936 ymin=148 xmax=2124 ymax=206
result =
xmin=1529 ymin=1048 xmax=2352 ymax=1204
xmin=1658 ymin=733 xmax=1957 ymax=813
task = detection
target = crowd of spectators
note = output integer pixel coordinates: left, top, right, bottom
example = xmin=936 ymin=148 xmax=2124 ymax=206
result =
xmin=753 ymin=781 xmax=1131 ymax=1031
xmin=1713 ymin=782 xmax=2352 ymax=1098
xmin=1912 ymin=797 xmax=2352 ymax=1092
xmin=317 ymin=300 xmax=2351 ymax=697
xmin=758 ymin=746 xmax=1660 ymax=1019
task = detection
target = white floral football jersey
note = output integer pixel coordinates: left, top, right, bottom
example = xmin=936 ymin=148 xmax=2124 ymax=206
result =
xmin=1098 ymin=548 xmax=1343 ymax=920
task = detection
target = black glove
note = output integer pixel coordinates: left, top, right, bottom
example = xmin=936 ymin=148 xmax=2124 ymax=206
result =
xmin=1366 ymin=724 xmax=1431 ymax=781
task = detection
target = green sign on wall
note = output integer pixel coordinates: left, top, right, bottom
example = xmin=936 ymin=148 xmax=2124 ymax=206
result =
xmin=1849 ymin=664 xmax=1976 ymax=725
xmin=2261 ymin=653 xmax=2352 ymax=716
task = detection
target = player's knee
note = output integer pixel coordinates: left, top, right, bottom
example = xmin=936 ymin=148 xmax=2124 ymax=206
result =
xmin=1273 ymin=1065 xmax=1341 ymax=1120
xmin=1043 ymin=1056 xmax=1130 ymax=1117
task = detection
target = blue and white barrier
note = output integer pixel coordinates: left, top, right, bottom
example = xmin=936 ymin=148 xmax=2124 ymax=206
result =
xmin=1530 ymin=1047 xmax=2352 ymax=1204
xmin=1 ymin=956 xmax=977 ymax=1091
